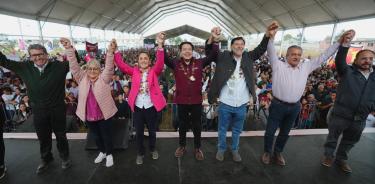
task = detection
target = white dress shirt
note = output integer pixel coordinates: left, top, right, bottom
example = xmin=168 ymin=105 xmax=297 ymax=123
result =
xmin=268 ymin=40 xmax=339 ymax=103
xmin=135 ymin=72 xmax=153 ymax=109
xmin=219 ymin=56 xmax=251 ymax=107
xmin=34 ymin=62 xmax=49 ymax=74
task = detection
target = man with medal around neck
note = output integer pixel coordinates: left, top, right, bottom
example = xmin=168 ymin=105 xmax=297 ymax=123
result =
xmin=164 ymin=27 xmax=220 ymax=161
xmin=206 ymin=22 xmax=278 ymax=162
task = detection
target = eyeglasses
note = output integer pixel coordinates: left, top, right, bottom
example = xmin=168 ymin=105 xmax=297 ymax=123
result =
xmin=30 ymin=53 xmax=46 ymax=58
xmin=87 ymin=67 xmax=100 ymax=72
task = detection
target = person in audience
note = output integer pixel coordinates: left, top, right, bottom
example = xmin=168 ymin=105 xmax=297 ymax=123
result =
xmin=12 ymin=103 xmax=31 ymax=125
xmin=114 ymin=93 xmax=131 ymax=120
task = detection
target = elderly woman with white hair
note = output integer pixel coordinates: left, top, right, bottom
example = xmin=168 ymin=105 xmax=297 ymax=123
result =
xmin=60 ymin=38 xmax=118 ymax=167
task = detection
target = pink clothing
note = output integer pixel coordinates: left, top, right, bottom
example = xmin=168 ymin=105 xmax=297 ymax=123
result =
xmin=66 ymin=48 xmax=118 ymax=122
xmin=84 ymin=54 xmax=92 ymax=62
xmin=85 ymin=85 xmax=104 ymax=121
xmin=114 ymin=49 xmax=166 ymax=112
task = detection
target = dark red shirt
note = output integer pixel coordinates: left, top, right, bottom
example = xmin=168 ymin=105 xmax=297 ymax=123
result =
xmin=165 ymin=43 xmax=219 ymax=104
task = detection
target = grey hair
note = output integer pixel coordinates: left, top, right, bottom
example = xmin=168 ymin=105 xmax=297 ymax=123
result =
xmin=28 ymin=44 xmax=47 ymax=55
xmin=85 ymin=59 xmax=101 ymax=70
xmin=286 ymin=45 xmax=303 ymax=56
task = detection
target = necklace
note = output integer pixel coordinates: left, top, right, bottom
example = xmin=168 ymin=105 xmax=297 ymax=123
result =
xmin=179 ymin=59 xmax=196 ymax=81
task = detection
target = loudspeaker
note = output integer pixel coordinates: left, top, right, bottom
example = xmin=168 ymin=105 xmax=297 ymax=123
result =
xmin=85 ymin=118 xmax=130 ymax=150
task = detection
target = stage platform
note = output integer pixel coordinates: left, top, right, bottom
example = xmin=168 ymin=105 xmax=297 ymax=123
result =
xmin=1 ymin=130 xmax=375 ymax=184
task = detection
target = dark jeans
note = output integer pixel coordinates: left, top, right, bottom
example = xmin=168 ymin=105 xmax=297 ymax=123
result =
xmin=33 ymin=106 xmax=70 ymax=162
xmin=133 ymin=106 xmax=158 ymax=155
xmin=324 ymin=114 xmax=365 ymax=160
xmin=264 ymin=99 xmax=301 ymax=153
xmin=4 ymin=109 xmax=15 ymax=121
xmin=178 ymin=104 xmax=202 ymax=148
xmin=0 ymin=125 xmax=4 ymax=166
xmin=87 ymin=118 xmax=114 ymax=155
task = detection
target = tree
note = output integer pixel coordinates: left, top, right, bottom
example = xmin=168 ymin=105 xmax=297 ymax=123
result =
xmin=296 ymin=33 xmax=307 ymax=42
xmin=283 ymin=34 xmax=294 ymax=41
xmin=168 ymin=36 xmax=183 ymax=45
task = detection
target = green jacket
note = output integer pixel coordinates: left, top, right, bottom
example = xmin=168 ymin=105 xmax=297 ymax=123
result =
xmin=0 ymin=58 xmax=69 ymax=109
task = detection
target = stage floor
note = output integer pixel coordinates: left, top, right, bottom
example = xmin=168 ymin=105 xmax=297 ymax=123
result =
xmin=1 ymin=133 xmax=375 ymax=184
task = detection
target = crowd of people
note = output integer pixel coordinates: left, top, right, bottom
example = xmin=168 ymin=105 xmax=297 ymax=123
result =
xmin=0 ymin=21 xmax=374 ymax=179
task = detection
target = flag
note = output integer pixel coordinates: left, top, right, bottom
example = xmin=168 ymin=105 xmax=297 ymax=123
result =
xmin=85 ymin=41 xmax=98 ymax=52
xmin=346 ymin=46 xmax=363 ymax=64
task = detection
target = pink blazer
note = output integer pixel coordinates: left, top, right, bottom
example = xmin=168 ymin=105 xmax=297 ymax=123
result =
xmin=114 ymin=49 xmax=166 ymax=112
xmin=67 ymin=49 xmax=118 ymax=121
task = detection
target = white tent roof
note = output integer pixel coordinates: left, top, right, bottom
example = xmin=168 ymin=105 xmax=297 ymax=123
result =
xmin=0 ymin=0 xmax=374 ymax=36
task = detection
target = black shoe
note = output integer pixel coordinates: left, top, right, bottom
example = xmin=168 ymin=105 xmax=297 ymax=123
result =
xmin=61 ymin=159 xmax=72 ymax=170
xmin=0 ymin=165 xmax=7 ymax=180
xmin=335 ymin=160 xmax=352 ymax=173
xmin=36 ymin=159 xmax=53 ymax=174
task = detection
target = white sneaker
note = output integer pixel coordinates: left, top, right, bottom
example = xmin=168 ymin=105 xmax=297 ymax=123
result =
xmin=94 ymin=152 xmax=106 ymax=164
xmin=106 ymin=154 xmax=114 ymax=167
xmin=151 ymin=150 xmax=159 ymax=160
xmin=136 ymin=155 xmax=144 ymax=165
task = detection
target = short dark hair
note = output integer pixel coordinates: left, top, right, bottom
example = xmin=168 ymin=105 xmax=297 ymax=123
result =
xmin=231 ymin=37 xmax=245 ymax=45
xmin=286 ymin=45 xmax=303 ymax=55
xmin=138 ymin=51 xmax=150 ymax=58
xmin=179 ymin=42 xmax=194 ymax=51
xmin=27 ymin=44 xmax=47 ymax=55
xmin=354 ymin=49 xmax=375 ymax=61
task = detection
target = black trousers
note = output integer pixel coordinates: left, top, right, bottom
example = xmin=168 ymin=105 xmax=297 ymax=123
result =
xmin=177 ymin=104 xmax=202 ymax=148
xmin=324 ymin=114 xmax=366 ymax=160
xmin=133 ymin=106 xmax=158 ymax=155
xmin=33 ymin=106 xmax=69 ymax=162
xmin=87 ymin=118 xmax=114 ymax=155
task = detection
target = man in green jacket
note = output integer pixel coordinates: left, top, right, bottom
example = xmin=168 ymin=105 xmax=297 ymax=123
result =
xmin=0 ymin=44 xmax=71 ymax=174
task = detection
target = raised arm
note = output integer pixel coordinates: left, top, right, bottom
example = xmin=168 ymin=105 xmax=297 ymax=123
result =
xmin=65 ymin=48 xmax=85 ymax=82
xmin=203 ymin=27 xmax=221 ymax=66
xmin=164 ymin=49 xmax=176 ymax=69
xmin=248 ymin=21 xmax=278 ymax=61
xmin=0 ymin=51 xmax=26 ymax=73
xmin=153 ymin=32 xmax=166 ymax=76
xmin=309 ymin=30 xmax=355 ymax=72
xmin=60 ymin=38 xmax=85 ymax=82
xmin=102 ymin=39 xmax=116 ymax=84
xmin=114 ymin=52 xmax=134 ymax=76
xmin=267 ymin=38 xmax=280 ymax=66
xmin=248 ymin=35 xmax=270 ymax=61
xmin=202 ymin=43 xmax=219 ymax=67
xmin=308 ymin=43 xmax=339 ymax=72
xmin=335 ymin=46 xmax=349 ymax=76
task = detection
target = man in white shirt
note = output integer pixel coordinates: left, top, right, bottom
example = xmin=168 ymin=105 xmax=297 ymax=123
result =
xmin=208 ymin=22 xmax=278 ymax=162
xmin=261 ymin=28 xmax=354 ymax=166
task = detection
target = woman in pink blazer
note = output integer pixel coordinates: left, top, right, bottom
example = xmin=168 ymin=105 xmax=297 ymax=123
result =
xmin=61 ymin=38 xmax=117 ymax=167
xmin=114 ymin=32 xmax=166 ymax=165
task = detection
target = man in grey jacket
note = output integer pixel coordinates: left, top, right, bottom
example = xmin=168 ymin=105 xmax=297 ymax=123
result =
xmin=322 ymin=30 xmax=375 ymax=173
